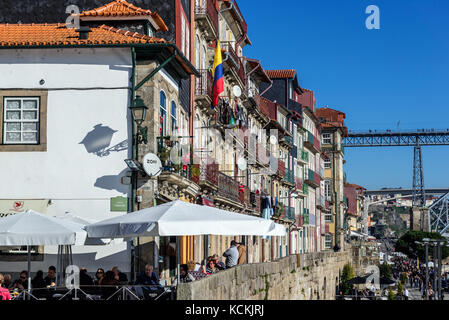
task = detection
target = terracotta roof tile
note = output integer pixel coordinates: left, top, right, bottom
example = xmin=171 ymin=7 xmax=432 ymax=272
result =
xmin=0 ymin=23 xmax=166 ymax=47
xmin=265 ymin=69 xmax=296 ymax=79
xmin=78 ymin=0 xmax=168 ymax=32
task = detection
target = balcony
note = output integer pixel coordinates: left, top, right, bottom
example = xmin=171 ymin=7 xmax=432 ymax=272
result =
xmin=194 ymin=0 xmax=218 ymax=41
xmin=250 ymin=191 xmax=261 ymax=214
xmin=291 ymin=145 xmax=298 ymax=159
xmin=194 ymin=69 xmax=213 ymax=112
xmin=316 ymin=194 xmax=326 ymax=209
xmin=298 ymin=149 xmax=308 ymax=164
xmin=296 ymin=215 xmax=303 ymax=227
xmin=303 ymin=208 xmax=310 ymax=225
xmin=303 ymin=130 xmax=320 ymax=153
xmin=280 ymin=134 xmax=294 ymax=149
xmin=220 ymin=0 xmax=247 ymax=42
xmin=255 ymin=143 xmax=270 ymax=167
xmin=221 ymin=41 xmax=246 ymax=89
xmin=238 ymin=185 xmax=251 ymax=208
xmin=303 ymin=183 xmax=309 ymax=195
xmin=216 ymin=171 xmax=240 ymax=204
xmin=157 ymin=137 xmax=198 ymax=192
xmin=305 ymin=169 xmax=320 ymax=188
xmin=283 ymin=168 xmax=295 ymax=186
xmin=191 ymin=160 xmax=219 ymax=190
xmin=277 ymin=159 xmax=285 ymax=177
xmin=284 ymin=206 xmax=295 ymax=221
xmin=295 ymin=177 xmax=304 ymax=194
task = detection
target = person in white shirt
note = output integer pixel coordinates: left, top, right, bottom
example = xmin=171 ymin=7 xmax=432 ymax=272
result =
xmin=404 ymin=288 xmax=409 ymax=300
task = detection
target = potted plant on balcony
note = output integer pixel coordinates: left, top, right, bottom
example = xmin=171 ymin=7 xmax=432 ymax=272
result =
xmin=274 ymin=203 xmax=284 ymax=218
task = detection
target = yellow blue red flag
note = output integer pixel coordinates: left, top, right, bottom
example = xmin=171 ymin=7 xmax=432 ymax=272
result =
xmin=212 ymin=41 xmax=224 ymax=109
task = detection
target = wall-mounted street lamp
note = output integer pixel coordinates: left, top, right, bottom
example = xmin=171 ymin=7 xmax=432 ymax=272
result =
xmin=129 ymin=95 xmax=149 ymax=144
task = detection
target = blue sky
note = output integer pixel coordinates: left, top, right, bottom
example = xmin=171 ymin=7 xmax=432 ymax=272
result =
xmin=238 ymin=0 xmax=449 ymax=189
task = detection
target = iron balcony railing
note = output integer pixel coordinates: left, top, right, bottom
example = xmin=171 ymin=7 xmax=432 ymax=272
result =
xmin=157 ymin=137 xmax=191 ymax=179
xmin=303 ymin=208 xmax=310 ymax=225
xmin=191 ymin=160 xmax=219 ymax=187
xmin=295 ymin=177 xmax=303 ymax=191
xmin=303 ymin=183 xmax=309 ymax=195
xmin=221 ymin=41 xmax=246 ymax=87
xmin=238 ymin=185 xmax=251 ymax=207
xmin=194 ymin=0 xmax=219 ymax=35
xmin=281 ymin=134 xmax=294 ymax=146
xmin=278 ymin=159 xmax=286 ymax=177
xmin=195 ymin=69 xmax=212 ymax=98
xmin=217 ymin=171 xmax=239 ymax=203
xmin=300 ymin=149 xmax=309 ymax=162
xmin=284 ymin=168 xmax=295 ymax=185
xmin=284 ymin=206 xmax=295 ymax=221
xmin=291 ymin=146 xmax=298 ymax=159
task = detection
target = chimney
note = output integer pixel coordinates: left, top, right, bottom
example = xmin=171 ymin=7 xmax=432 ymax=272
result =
xmin=76 ymin=26 xmax=92 ymax=40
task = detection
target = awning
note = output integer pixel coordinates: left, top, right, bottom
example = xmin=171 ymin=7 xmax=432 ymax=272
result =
xmin=86 ymin=200 xmax=286 ymax=238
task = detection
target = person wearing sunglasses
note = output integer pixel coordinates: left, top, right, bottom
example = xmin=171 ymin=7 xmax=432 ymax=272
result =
xmin=11 ymin=270 xmax=28 ymax=291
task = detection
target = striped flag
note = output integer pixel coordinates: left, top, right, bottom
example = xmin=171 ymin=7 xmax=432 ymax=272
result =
xmin=212 ymin=41 xmax=224 ymax=109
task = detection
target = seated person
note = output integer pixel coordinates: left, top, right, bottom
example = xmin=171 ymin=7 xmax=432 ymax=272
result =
xmin=80 ymin=268 xmax=95 ymax=294
xmin=100 ymin=271 xmax=119 ymax=300
xmin=31 ymin=270 xmax=46 ymax=289
xmin=94 ymin=268 xmax=104 ymax=285
xmin=0 ymin=274 xmax=11 ymax=300
xmin=11 ymin=271 xmax=28 ymax=291
xmin=135 ymin=264 xmax=161 ymax=299
xmin=135 ymin=264 xmax=160 ymax=286
xmin=44 ymin=266 xmax=57 ymax=287
xmin=205 ymin=257 xmax=217 ymax=275
xmin=112 ymin=266 xmax=128 ymax=284
xmin=172 ymin=264 xmax=195 ymax=286
xmin=212 ymin=254 xmax=226 ymax=270
xmin=2 ymin=274 xmax=12 ymax=289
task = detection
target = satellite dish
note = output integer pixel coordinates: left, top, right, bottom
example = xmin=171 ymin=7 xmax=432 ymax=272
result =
xmin=233 ymin=85 xmax=242 ymax=98
xmin=142 ymin=153 xmax=162 ymax=177
xmin=237 ymin=156 xmax=247 ymax=171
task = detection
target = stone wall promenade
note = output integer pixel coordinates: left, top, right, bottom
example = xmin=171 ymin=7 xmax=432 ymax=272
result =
xmin=177 ymin=247 xmax=377 ymax=300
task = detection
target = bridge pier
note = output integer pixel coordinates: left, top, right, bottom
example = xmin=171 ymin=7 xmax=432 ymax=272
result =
xmin=410 ymin=206 xmax=430 ymax=232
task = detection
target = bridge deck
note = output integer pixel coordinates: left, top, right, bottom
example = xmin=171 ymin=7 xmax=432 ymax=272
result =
xmin=343 ymin=130 xmax=449 ymax=147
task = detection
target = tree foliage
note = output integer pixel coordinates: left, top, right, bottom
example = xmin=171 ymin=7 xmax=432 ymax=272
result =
xmin=379 ymin=262 xmax=392 ymax=279
xmin=395 ymin=231 xmax=449 ymax=260
xmin=340 ymin=263 xmax=355 ymax=295
xmin=388 ymin=287 xmax=395 ymax=300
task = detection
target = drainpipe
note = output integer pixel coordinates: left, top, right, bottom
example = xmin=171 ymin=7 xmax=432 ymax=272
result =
xmin=130 ymin=47 xmax=137 ymax=282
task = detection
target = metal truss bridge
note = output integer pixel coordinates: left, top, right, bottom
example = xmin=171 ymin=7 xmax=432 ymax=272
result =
xmin=365 ymin=188 xmax=449 ymax=196
xmin=342 ymin=129 xmax=449 ymax=147
xmin=342 ymin=128 xmax=449 ymax=234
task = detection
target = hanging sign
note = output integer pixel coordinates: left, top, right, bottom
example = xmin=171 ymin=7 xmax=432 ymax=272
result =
xmin=0 ymin=199 xmax=49 ymax=218
xmin=110 ymin=196 xmax=129 ymax=212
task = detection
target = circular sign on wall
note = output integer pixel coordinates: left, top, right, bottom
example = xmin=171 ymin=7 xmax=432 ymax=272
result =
xmin=142 ymin=153 xmax=162 ymax=177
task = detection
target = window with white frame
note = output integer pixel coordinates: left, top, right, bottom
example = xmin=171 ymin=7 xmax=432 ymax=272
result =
xmin=171 ymin=101 xmax=177 ymax=135
xmin=324 ymin=180 xmax=332 ymax=200
xmin=324 ymin=158 xmax=331 ymax=169
xmin=3 ymin=97 xmax=40 ymax=144
xmin=322 ymin=133 xmax=331 ymax=144
xmin=324 ymin=212 xmax=333 ymax=222
xmin=325 ymin=234 xmax=333 ymax=249
xmin=160 ymin=91 xmax=167 ymax=136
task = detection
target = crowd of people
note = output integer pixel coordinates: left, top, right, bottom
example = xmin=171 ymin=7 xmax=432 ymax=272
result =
xmin=174 ymin=240 xmax=246 ymax=285
xmin=391 ymin=255 xmax=448 ymax=300
xmin=0 ymin=240 xmax=246 ymax=300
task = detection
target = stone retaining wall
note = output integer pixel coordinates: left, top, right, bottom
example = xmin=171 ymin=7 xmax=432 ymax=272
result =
xmin=177 ymin=247 xmax=378 ymax=300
